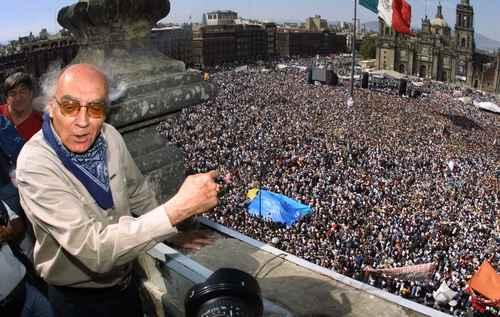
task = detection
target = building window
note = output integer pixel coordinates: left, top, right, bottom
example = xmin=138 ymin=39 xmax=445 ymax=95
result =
xmin=457 ymin=61 xmax=466 ymax=76
xmin=461 ymin=38 xmax=466 ymax=48
xmin=420 ymin=65 xmax=427 ymax=78
xmin=399 ymin=64 xmax=406 ymax=74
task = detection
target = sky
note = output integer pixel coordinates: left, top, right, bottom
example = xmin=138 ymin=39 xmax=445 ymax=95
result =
xmin=0 ymin=0 xmax=499 ymax=43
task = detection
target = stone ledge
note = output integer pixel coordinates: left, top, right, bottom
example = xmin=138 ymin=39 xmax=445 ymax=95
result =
xmin=108 ymin=81 xmax=216 ymax=129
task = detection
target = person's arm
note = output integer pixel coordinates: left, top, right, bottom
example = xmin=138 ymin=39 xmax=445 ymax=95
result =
xmin=17 ymin=151 xmax=175 ymax=274
xmin=0 ymin=151 xmax=11 ymax=186
xmin=120 ymin=137 xmax=217 ymax=249
xmin=17 ymin=143 xmax=220 ymax=275
xmin=116 ymin=127 xmax=219 ymax=229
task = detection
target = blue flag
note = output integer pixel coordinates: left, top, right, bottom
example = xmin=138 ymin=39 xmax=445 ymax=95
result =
xmin=248 ymin=190 xmax=312 ymax=226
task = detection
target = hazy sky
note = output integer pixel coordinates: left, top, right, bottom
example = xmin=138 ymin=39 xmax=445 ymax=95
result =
xmin=0 ymin=0 xmax=499 ymax=43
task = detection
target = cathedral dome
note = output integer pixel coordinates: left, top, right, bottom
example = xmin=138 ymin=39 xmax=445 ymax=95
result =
xmin=431 ymin=17 xmax=448 ymax=28
xmin=431 ymin=3 xmax=448 ymax=28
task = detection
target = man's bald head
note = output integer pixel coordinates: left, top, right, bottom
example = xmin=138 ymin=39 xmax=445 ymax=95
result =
xmin=56 ymin=64 xmax=109 ymax=101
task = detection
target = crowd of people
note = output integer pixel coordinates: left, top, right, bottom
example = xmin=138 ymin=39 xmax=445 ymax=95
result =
xmin=159 ymin=60 xmax=499 ymax=316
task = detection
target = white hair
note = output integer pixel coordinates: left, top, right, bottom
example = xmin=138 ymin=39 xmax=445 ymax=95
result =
xmin=38 ymin=60 xmax=128 ymax=112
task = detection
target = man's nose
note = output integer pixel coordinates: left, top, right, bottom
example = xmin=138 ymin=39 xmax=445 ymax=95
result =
xmin=74 ymin=106 xmax=90 ymax=127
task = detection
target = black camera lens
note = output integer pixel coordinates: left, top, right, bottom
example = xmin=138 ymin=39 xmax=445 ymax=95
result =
xmin=185 ymin=268 xmax=263 ymax=317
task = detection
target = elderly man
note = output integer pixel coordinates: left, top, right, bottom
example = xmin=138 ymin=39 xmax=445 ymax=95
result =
xmin=16 ymin=64 xmax=220 ymax=317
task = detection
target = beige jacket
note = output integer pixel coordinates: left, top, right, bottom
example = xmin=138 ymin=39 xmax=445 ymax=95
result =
xmin=16 ymin=123 xmax=176 ymax=288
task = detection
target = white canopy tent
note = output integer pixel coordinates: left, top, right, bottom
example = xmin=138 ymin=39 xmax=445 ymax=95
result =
xmin=473 ymin=101 xmax=500 ymax=114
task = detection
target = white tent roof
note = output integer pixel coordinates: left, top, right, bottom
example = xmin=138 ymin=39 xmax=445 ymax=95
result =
xmin=369 ymin=69 xmax=405 ymax=80
xmin=473 ymin=101 xmax=500 ymax=114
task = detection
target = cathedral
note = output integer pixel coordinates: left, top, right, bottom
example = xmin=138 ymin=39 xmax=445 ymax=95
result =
xmin=376 ymin=0 xmax=500 ymax=94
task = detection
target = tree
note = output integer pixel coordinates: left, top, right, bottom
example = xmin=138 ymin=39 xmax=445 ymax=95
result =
xmin=360 ymin=36 xmax=377 ymax=59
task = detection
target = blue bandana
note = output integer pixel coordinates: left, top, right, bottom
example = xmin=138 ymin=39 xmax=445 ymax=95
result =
xmin=0 ymin=115 xmax=25 ymax=165
xmin=42 ymin=114 xmax=114 ymax=209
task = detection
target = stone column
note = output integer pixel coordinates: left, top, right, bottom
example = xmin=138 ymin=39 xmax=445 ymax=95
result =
xmin=58 ymin=0 xmax=216 ymax=202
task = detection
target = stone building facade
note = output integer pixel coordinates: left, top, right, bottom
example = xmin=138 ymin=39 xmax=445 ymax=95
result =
xmin=192 ymin=24 xmax=347 ymax=67
xmin=376 ymin=0 xmax=500 ymax=94
xmin=151 ymin=25 xmax=193 ymax=66
xmin=264 ymin=23 xmax=278 ymax=58
xmin=276 ymin=30 xmax=346 ymax=57
xmin=192 ymin=24 xmax=267 ymax=67
xmin=0 ymin=35 xmax=78 ymax=97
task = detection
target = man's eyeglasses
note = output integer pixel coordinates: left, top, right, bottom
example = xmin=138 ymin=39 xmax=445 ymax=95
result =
xmin=55 ymin=98 xmax=107 ymax=119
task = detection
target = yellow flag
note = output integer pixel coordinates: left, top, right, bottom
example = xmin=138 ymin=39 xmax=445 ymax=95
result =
xmin=246 ymin=188 xmax=259 ymax=200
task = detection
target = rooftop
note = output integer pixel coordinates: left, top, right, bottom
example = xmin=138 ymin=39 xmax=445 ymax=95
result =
xmin=206 ymin=10 xmax=238 ymax=15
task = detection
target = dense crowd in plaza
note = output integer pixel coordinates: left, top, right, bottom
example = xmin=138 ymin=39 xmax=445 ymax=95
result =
xmin=159 ymin=61 xmax=499 ymax=316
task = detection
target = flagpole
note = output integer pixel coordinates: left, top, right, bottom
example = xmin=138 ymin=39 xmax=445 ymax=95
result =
xmin=350 ymin=0 xmax=357 ymax=97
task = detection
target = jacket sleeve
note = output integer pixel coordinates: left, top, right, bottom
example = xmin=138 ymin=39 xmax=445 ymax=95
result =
xmin=113 ymin=125 xmax=178 ymax=234
xmin=16 ymin=145 xmax=175 ymax=274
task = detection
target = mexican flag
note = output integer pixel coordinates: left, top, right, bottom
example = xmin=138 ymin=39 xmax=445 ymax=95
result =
xmin=360 ymin=0 xmax=412 ymax=34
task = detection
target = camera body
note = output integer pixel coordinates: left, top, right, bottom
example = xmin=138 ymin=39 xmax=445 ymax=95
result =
xmin=185 ymin=268 xmax=263 ymax=317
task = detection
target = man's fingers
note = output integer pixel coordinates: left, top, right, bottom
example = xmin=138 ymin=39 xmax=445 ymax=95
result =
xmin=194 ymin=230 xmax=215 ymax=239
xmin=192 ymin=237 xmax=215 ymax=245
xmin=181 ymin=242 xmax=203 ymax=251
xmin=207 ymin=183 xmax=220 ymax=192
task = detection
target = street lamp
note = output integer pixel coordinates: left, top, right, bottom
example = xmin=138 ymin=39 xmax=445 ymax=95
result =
xmin=350 ymin=0 xmax=358 ymax=98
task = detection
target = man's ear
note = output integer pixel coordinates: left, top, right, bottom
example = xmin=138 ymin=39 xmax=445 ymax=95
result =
xmin=47 ymin=99 xmax=55 ymax=118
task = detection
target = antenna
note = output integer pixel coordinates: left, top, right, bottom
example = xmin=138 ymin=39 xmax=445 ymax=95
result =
xmin=425 ymin=0 xmax=428 ymax=18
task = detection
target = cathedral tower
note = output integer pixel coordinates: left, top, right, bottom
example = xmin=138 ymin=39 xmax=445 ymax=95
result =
xmin=455 ymin=0 xmax=475 ymax=82
xmin=455 ymin=0 xmax=474 ymax=52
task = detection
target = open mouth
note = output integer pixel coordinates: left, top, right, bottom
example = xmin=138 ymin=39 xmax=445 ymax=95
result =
xmin=74 ymin=134 xmax=90 ymax=143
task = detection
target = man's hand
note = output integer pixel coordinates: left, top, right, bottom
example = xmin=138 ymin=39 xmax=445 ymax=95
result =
xmin=0 ymin=219 xmax=25 ymax=243
xmin=164 ymin=170 xmax=220 ymax=226
xmin=168 ymin=230 xmax=215 ymax=251
xmin=0 ymin=225 xmax=8 ymax=243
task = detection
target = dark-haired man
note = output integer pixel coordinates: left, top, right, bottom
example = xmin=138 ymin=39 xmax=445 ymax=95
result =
xmin=0 ymin=72 xmax=42 ymax=262
xmin=1 ymin=72 xmax=43 ymax=144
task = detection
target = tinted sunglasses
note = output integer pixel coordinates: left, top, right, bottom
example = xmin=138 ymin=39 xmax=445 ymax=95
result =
xmin=55 ymin=98 xmax=107 ymax=119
